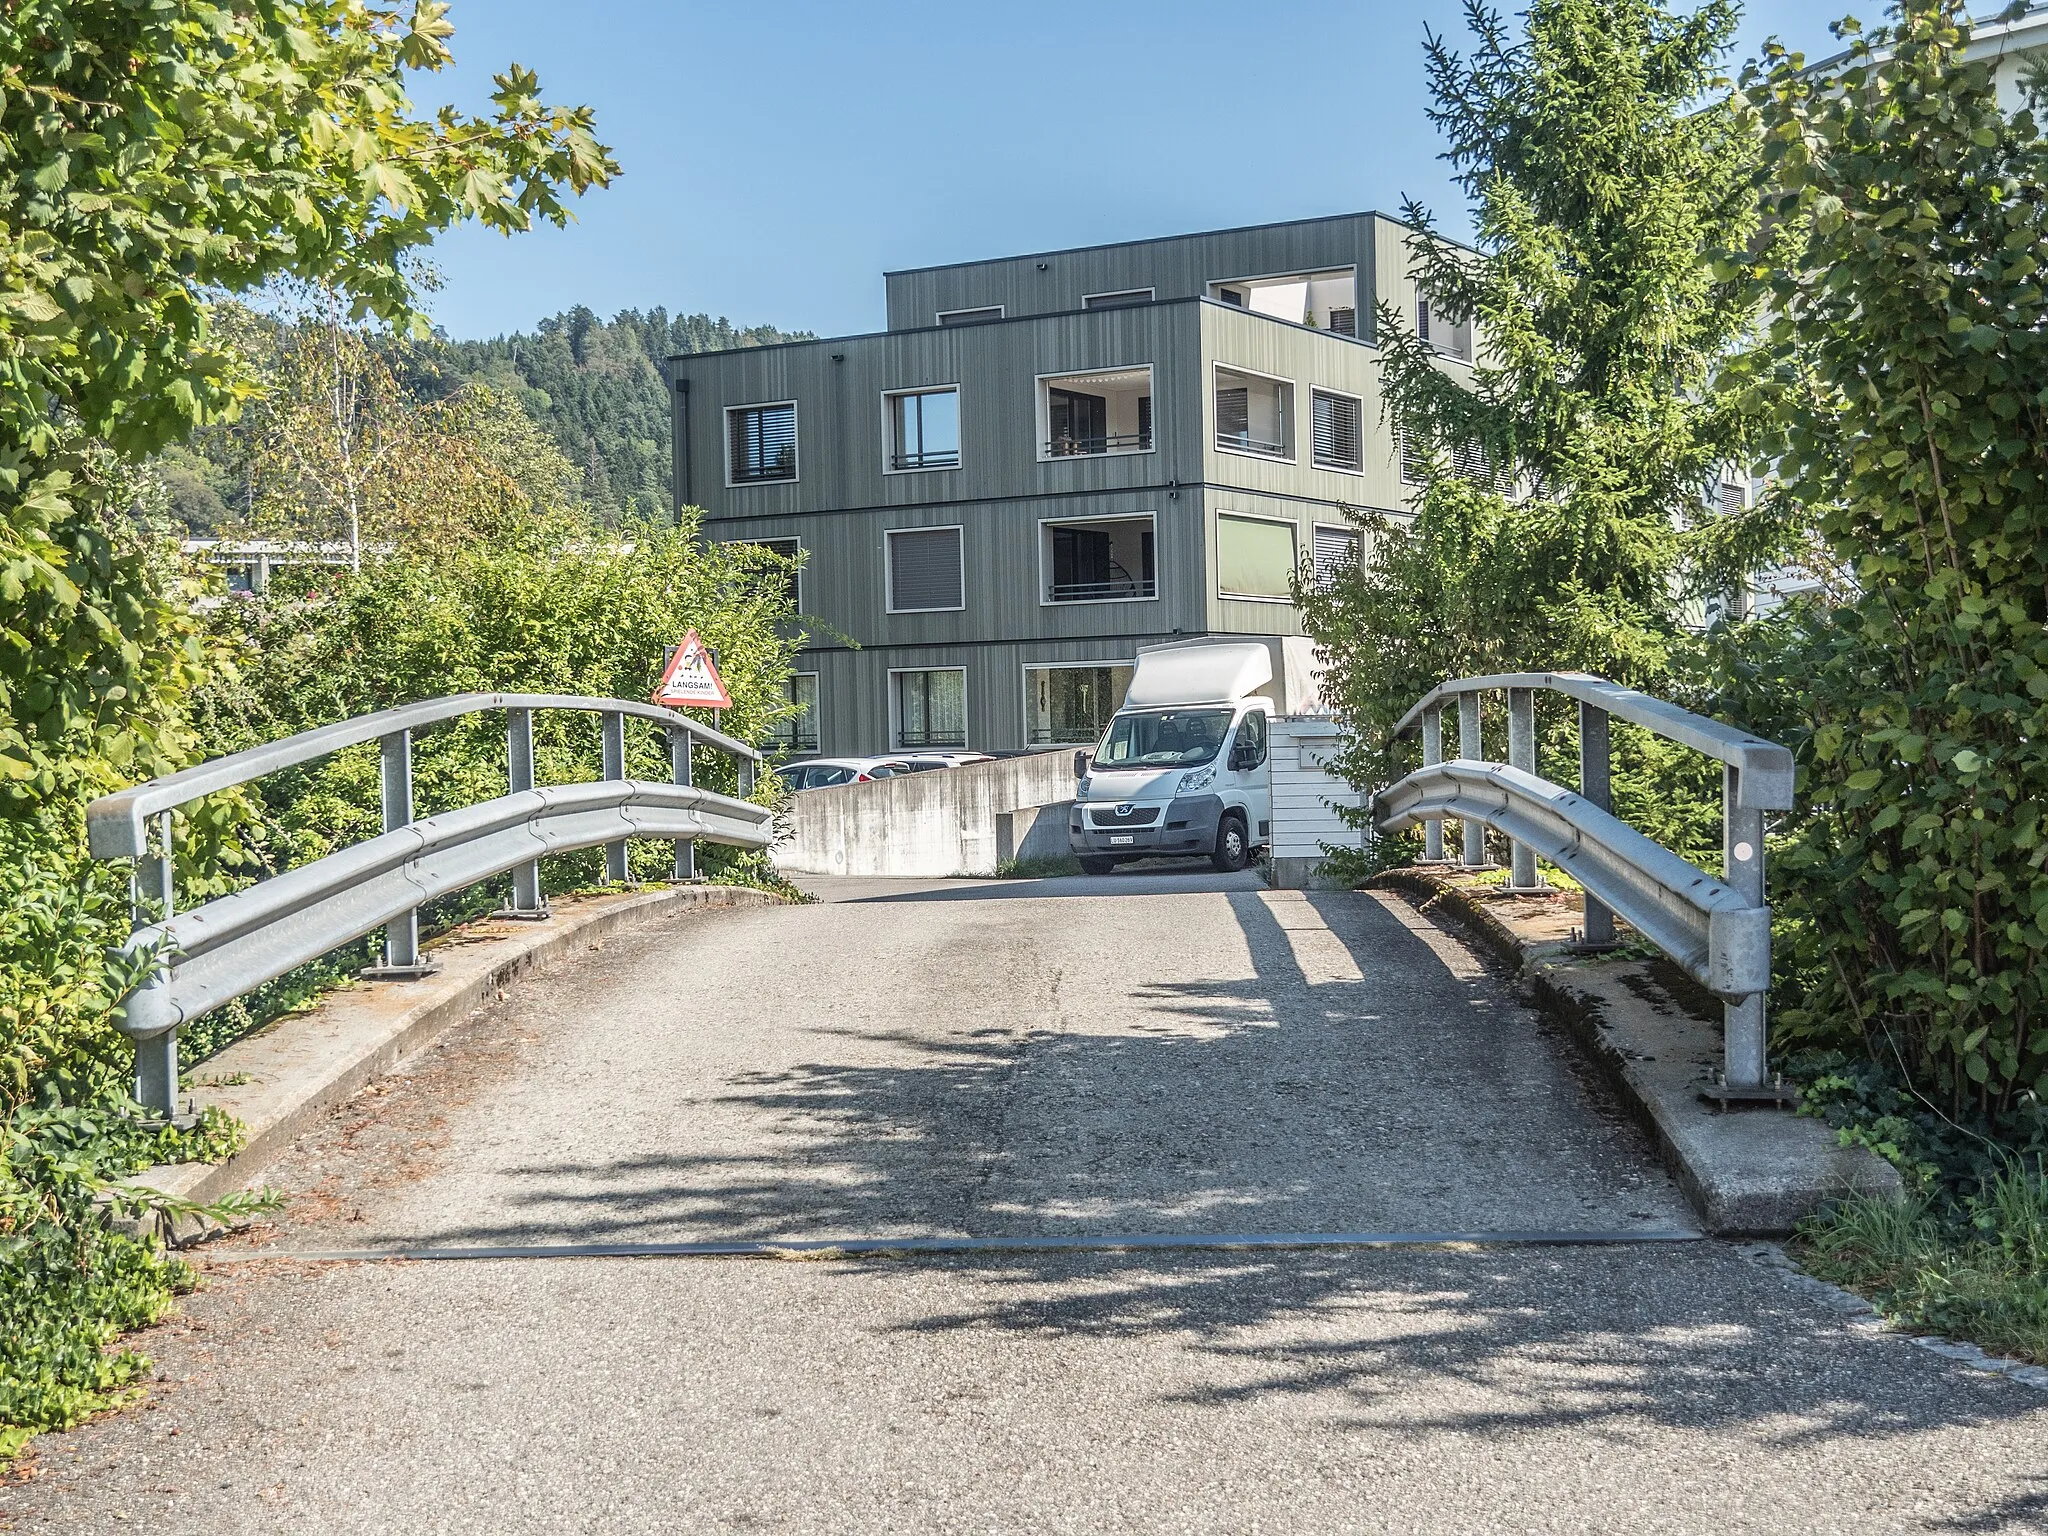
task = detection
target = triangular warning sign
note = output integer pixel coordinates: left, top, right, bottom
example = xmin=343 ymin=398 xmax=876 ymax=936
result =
xmin=651 ymin=629 xmax=733 ymax=709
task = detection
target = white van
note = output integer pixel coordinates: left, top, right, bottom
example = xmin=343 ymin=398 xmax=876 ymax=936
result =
xmin=1067 ymin=642 xmax=1279 ymax=874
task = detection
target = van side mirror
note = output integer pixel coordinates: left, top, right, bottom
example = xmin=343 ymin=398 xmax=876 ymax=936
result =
xmin=1229 ymin=745 xmax=1256 ymax=771
xmin=1073 ymin=750 xmax=1090 ymax=779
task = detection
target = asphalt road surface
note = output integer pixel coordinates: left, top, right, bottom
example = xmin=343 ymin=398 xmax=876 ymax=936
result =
xmin=5 ymin=870 xmax=2042 ymax=1533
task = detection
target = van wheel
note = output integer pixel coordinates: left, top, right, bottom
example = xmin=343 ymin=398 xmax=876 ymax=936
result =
xmin=1211 ymin=814 xmax=1250 ymax=873
xmin=1078 ymin=855 xmax=1119 ymax=876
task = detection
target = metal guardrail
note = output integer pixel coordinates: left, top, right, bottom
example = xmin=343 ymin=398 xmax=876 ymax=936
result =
xmin=1374 ymin=672 xmax=1795 ymax=1099
xmin=86 ymin=693 xmax=768 ymax=1116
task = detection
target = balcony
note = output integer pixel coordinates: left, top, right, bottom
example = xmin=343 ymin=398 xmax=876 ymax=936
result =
xmin=1043 ymin=515 xmax=1156 ymax=604
xmin=1040 ymin=367 xmax=1153 ymax=460
xmin=1214 ymin=366 xmax=1294 ymax=460
xmin=1211 ymin=268 xmax=1359 ymax=336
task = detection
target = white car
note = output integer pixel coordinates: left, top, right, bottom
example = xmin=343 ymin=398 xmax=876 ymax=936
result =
xmin=774 ymin=755 xmax=961 ymax=790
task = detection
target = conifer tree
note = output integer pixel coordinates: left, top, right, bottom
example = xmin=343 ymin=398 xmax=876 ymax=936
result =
xmin=1301 ymin=0 xmax=1765 ymax=815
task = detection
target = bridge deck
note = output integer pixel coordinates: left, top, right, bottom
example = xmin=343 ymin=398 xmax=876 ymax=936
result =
xmin=7 ymin=871 xmax=2041 ymax=1532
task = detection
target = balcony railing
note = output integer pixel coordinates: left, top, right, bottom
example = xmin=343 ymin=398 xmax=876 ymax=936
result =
xmin=1046 ymin=431 xmax=1152 ymax=458
xmin=732 ymin=456 xmax=797 ymax=483
xmin=890 ymin=447 xmax=960 ymax=471
xmin=897 ymin=728 xmax=966 ymax=749
xmin=769 ymin=728 xmax=821 ymax=754
xmin=1048 ymin=576 xmax=1157 ymax=603
xmin=1217 ymin=430 xmax=1288 ymax=457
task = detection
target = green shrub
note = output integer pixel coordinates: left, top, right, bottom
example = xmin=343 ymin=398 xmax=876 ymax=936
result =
xmin=1721 ymin=1 xmax=2048 ymax=1122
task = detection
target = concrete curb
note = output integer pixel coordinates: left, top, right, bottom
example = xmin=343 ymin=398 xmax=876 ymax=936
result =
xmin=132 ymin=884 xmax=784 ymax=1225
xmin=1377 ymin=869 xmax=1901 ymax=1236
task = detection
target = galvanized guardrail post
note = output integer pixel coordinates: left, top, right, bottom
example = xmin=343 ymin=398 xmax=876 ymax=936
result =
xmin=361 ymin=729 xmax=436 ymax=979
xmin=1457 ymin=691 xmax=1489 ymax=868
xmin=1577 ymin=701 xmax=1617 ymax=947
xmin=1722 ymin=763 xmax=1769 ymax=1091
xmin=1505 ymin=686 xmax=1543 ymax=891
xmin=134 ymin=809 xmax=178 ymax=1116
xmin=502 ymin=706 xmax=548 ymax=918
xmin=1420 ymin=704 xmax=1446 ymax=862
xmin=670 ymin=729 xmax=696 ymax=881
xmin=601 ymin=710 xmax=629 ymax=884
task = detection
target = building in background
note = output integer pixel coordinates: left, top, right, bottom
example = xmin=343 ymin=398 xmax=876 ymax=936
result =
xmin=671 ymin=212 xmax=1474 ymax=758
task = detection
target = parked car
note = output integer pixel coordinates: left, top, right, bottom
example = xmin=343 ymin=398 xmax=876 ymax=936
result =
xmin=772 ymin=756 xmax=918 ymax=791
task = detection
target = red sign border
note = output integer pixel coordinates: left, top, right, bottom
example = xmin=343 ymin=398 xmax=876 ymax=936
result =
xmin=651 ymin=628 xmax=733 ymax=710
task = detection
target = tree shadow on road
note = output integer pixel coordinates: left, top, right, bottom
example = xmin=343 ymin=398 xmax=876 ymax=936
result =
xmin=855 ymin=1240 xmax=2047 ymax=1480
xmin=418 ymin=888 xmax=1682 ymax=1247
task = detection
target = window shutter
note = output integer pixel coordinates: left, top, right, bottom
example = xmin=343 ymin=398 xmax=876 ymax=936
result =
xmin=889 ymin=528 xmax=964 ymax=611
xmin=730 ymin=404 xmax=796 ymax=481
xmin=1417 ymin=299 xmax=1432 ymax=345
xmin=1399 ymin=428 xmax=1427 ymax=486
xmin=1312 ymin=391 xmax=1362 ymax=471
xmin=1327 ymin=306 xmax=1356 ymax=337
xmin=1313 ymin=526 xmax=1360 ymax=589
xmin=1137 ymin=394 xmax=1153 ymax=448
xmin=1719 ymin=477 xmax=1746 ymax=515
xmin=1216 ymin=387 xmax=1249 ymax=443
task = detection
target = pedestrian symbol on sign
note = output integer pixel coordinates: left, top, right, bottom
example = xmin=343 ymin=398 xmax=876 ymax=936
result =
xmin=651 ymin=629 xmax=733 ymax=709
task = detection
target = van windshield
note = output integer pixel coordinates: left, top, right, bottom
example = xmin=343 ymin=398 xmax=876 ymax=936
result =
xmin=1093 ymin=708 xmax=1233 ymax=770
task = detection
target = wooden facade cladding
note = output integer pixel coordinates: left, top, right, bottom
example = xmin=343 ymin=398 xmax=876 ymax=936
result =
xmin=673 ymin=302 xmax=1207 ymax=519
xmin=883 ymin=211 xmax=1391 ymax=335
xmin=669 ymin=210 xmax=1464 ymax=756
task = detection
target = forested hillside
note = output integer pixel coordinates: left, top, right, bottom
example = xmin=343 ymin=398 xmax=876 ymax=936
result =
xmin=440 ymin=308 xmax=811 ymax=523
xmin=165 ymin=306 xmax=810 ymax=534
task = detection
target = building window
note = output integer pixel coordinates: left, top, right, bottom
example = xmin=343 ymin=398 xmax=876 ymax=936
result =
xmin=887 ymin=387 xmax=961 ymax=472
xmin=1041 ymin=514 xmax=1155 ymax=603
xmin=1400 ymin=427 xmax=1498 ymax=490
xmin=1214 ymin=366 xmax=1293 ymax=459
xmin=1418 ymin=296 xmax=1472 ymax=362
xmin=1312 ymin=524 xmax=1361 ymax=590
xmin=1025 ymin=663 xmax=1134 ymax=747
xmin=1716 ymin=471 xmax=1749 ymax=514
xmin=727 ymin=536 xmax=802 ymax=610
xmin=1311 ymin=389 xmax=1364 ymax=473
xmin=886 ymin=526 xmax=964 ymax=612
xmin=1217 ymin=513 xmax=1298 ymax=602
xmin=938 ymin=306 xmax=1003 ymax=326
xmin=769 ymin=673 xmax=820 ymax=755
xmin=727 ymin=402 xmax=798 ymax=483
xmin=1040 ymin=366 xmax=1153 ymax=458
xmin=893 ymin=668 xmax=966 ymax=749
xmin=1082 ymin=288 xmax=1154 ymax=310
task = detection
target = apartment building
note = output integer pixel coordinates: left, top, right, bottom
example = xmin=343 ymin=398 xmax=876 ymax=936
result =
xmin=671 ymin=211 xmax=1472 ymax=758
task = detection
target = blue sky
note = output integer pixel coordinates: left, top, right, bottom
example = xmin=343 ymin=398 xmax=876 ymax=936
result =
xmin=419 ymin=1 xmax=1870 ymax=342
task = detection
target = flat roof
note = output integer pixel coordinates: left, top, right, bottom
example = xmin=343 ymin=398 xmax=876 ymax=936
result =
xmin=664 ymin=292 xmax=1381 ymax=365
xmin=882 ymin=209 xmax=1405 ymax=280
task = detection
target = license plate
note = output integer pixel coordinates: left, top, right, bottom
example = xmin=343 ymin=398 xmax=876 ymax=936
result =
xmin=1108 ymin=835 xmax=1136 ymax=846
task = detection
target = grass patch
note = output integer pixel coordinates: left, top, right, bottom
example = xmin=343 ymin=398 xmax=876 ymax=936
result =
xmin=1796 ymin=1159 xmax=2048 ymax=1365
xmin=1789 ymin=1052 xmax=2048 ymax=1364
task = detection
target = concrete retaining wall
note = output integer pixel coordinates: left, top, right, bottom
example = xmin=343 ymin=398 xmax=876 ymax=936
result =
xmin=996 ymin=801 xmax=1076 ymax=867
xmin=774 ymin=752 xmax=1078 ymax=878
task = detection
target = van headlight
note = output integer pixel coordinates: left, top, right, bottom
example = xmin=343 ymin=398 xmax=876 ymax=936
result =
xmin=1177 ymin=765 xmax=1215 ymax=795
